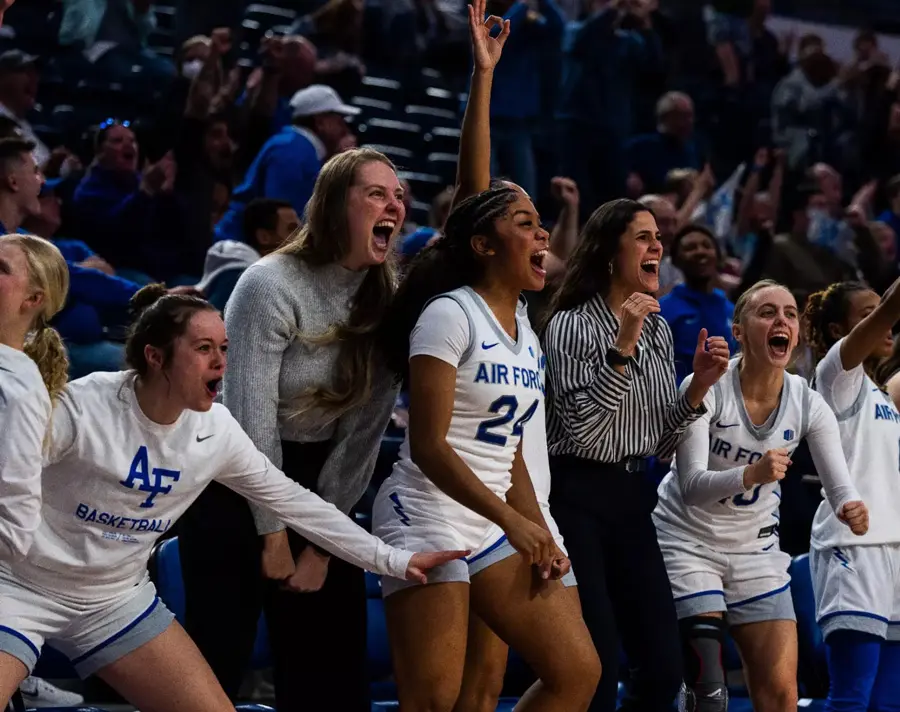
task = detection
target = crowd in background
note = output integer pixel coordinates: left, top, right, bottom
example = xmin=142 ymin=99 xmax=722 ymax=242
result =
xmin=5 ymin=0 xmax=900 ymax=707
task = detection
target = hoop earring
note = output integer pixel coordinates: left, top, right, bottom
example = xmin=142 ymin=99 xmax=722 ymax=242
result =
xmin=608 ymin=262 xmax=613 ymax=275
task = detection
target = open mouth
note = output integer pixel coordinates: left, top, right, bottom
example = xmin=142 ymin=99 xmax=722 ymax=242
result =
xmin=372 ymin=220 xmax=396 ymax=251
xmin=767 ymin=333 xmax=790 ymax=358
xmin=641 ymin=259 xmax=659 ymax=275
xmin=205 ymin=378 xmax=222 ymax=398
xmin=530 ymin=249 xmax=548 ymax=278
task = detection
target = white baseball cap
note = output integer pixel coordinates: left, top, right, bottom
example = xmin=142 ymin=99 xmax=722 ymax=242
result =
xmin=290 ymin=85 xmax=360 ymax=119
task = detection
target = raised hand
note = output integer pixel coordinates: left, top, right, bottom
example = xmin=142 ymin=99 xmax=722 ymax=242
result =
xmin=550 ymin=177 xmax=580 ymax=208
xmin=838 ymin=500 xmax=869 ymax=536
xmin=691 ymin=329 xmax=730 ymax=389
xmin=468 ymin=0 xmax=511 ymax=73
xmin=406 ymin=550 xmax=470 ymax=584
xmin=615 ymin=293 xmax=660 ymax=357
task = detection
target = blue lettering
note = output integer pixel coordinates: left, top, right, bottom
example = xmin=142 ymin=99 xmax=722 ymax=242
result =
xmin=735 ymin=447 xmax=753 ymax=463
xmin=475 ymin=363 xmax=490 ymax=383
xmin=73 ymin=502 xmax=172 ymax=536
xmin=76 ymin=503 xmax=88 ymax=519
xmin=875 ymin=403 xmax=900 ymax=422
xmin=120 ymin=446 xmax=181 ymax=508
xmin=496 ymin=364 xmax=509 ymax=385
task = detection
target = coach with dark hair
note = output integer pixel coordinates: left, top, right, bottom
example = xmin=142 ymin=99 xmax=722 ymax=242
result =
xmin=543 ymin=199 xmax=729 ymax=712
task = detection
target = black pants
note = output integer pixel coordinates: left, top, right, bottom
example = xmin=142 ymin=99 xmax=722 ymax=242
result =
xmin=179 ymin=440 xmax=369 ymax=712
xmin=549 ymin=455 xmax=682 ymax=712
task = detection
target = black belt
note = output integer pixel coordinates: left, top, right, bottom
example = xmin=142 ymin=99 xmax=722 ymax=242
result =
xmin=550 ymin=453 xmax=649 ymax=475
xmin=609 ymin=456 xmax=649 ymax=474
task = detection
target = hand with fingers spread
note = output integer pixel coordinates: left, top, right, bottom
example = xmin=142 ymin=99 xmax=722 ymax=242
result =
xmin=743 ymin=448 xmax=791 ymax=489
xmin=468 ymin=0 xmax=511 ymax=73
xmin=691 ymin=329 xmax=730 ymax=390
xmin=615 ymin=292 xmax=660 ymax=357
xmin=838 ymin=500 xmax=869 ymax=536
xmin=405 ymin=549 xmax=470 ymax=584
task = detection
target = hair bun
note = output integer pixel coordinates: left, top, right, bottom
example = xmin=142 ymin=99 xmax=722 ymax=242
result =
xmin=128 ymin=283 xmax=169 ymax=320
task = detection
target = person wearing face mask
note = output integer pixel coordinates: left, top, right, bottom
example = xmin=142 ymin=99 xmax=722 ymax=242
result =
xmin=213 ymin=84 xmax=358 ymax=243
xmin=660 ymin=224 xmax=737 ymax=387
xmin=542 ymin=198 xmax=731 ymax=712
xmin=179 ymin=148 xmax=406 ymax=711
xmin=760 ymin=183 xmax=856 ymax=310
xmin=654 ymin=279 xmax=868 ymax=712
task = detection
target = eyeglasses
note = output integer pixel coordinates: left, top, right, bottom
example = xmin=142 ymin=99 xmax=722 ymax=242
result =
xmin=98 ymin=118 xmax=131 ymax=130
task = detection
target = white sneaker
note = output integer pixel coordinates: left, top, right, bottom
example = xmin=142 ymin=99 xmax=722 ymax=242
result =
xmin=18 ymin=677 xmax=84 ymax=708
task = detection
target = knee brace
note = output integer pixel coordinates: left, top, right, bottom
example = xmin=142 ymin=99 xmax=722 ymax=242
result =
xmin=678 ymin=616 xmax=728 ymax=712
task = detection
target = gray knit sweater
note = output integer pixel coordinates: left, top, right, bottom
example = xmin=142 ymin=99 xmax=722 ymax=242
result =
xmin=222 ymin=253 xmax=399 ymax=535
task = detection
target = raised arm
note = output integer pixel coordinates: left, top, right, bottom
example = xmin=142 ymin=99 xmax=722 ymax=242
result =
xmin=0 ymin=374 xmax=51 ymax=561
xmin=839 ymin=275 xmax=900 ymax=371
xmin=454 ymin=0 xmax=510 ymax=207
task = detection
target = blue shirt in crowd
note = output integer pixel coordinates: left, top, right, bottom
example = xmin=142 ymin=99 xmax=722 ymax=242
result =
xmin=660 ymin=284 xmax=737 ymax=387
xmin=215 ymin=126 xmax=324 ymax=242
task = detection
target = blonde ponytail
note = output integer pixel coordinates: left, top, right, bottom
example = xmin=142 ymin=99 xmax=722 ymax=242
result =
xmin=0 ymin=234 xmax=70 ymax=399
xmin=23 ymin=323 xmax=69 ymax=401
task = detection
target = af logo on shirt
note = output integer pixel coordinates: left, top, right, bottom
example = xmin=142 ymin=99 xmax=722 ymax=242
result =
xmin=120 ymin=446 xmax=181 ymax=508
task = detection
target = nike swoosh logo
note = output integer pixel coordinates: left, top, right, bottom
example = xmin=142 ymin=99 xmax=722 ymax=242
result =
xmin=715 ymin=421 xmax=738 ymax=429
xmin=482 ymin=342 xmax=498 ymax=350
xmin=196 ymin=434 xmax=214 ymax=442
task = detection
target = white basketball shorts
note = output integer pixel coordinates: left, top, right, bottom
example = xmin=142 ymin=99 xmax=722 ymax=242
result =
xmin=811 ymin=544 xmax=900 ymax=642
xmin=0 ymin=566 xmax=174 ymax=677
xmin=373 ymin=478 xmax=573 ymax=596
xmin=660 ymin=536 xmax=794 ymax=625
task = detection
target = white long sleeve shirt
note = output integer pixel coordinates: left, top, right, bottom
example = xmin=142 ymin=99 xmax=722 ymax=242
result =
xmin=0 ymin=345 xmax=51 ymax=561
xmin=654 ymin=359 xmax=860 ymax=553
xmin=6 ymin=371 xmax=410 ymax=600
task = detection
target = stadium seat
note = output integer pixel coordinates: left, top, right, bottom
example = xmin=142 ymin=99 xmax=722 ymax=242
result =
xmin=150 ymin=538 xmax=271 ymax=670
xmin=790 ymin=553 xmax=828 ymax=698
xmin=358 ymin=76 xmax=404 ymax=104
xmin=404 ymin=105 xmax=458 ymax=130
xmin=397 ymin=171 xmax=445 ymax=205
xmin=423 ymin=127 xmax=461 ymax=156
xmin=356 ymin=118 xmax=422 ymax=153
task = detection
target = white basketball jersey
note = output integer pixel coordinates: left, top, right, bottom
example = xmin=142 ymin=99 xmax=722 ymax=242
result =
xmin=811 ymin=340 xmax=900 ymax=548
xmin=655 ymin=358 xmax=812 ymax=553
xmin=392 ymin=287 xmax=544 ymax=502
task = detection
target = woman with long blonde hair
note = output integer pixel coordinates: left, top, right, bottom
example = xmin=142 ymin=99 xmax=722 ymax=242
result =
xmin=179 ymin=147 xmax=405 ymax=710
xmin=0 ymin=233 xmax=68 ymax=563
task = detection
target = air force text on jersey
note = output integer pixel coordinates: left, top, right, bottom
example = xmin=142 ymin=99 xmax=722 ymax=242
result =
xmin=474 ymin=361 xmax=544 ymax=394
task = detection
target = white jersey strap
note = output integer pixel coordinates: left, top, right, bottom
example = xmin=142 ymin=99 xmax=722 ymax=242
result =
xmin=800 ymin=378 xmax=811 ymax=439
xmin=834 ymin=376 xmax=868 ymax=423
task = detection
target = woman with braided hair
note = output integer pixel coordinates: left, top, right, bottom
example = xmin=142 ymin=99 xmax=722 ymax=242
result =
xmin=803 ymin=277 xmax=900 ymax=712
xmin=373 ymin=186 xmax=600 ymax=711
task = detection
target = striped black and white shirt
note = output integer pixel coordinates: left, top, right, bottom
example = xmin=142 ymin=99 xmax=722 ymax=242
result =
xmin=544 ymin=294 xmax=705 ymax=463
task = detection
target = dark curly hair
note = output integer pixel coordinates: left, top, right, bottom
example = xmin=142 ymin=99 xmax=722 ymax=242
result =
xmin=802 ymin=281 xmax=870 ymax=364
xmin=379 ymin=186 xmax=519 ymax=379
